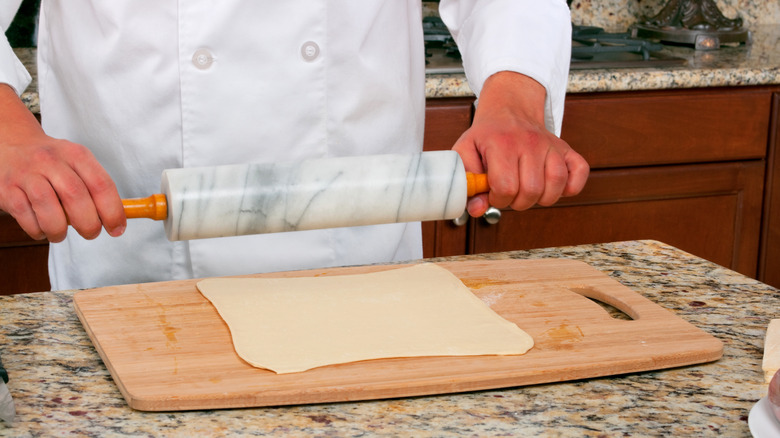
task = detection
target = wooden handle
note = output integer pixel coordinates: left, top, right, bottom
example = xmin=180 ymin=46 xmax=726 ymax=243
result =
xmin=466 ymin=172 xmax=489 ymax=197
xmin=123 ymin=194 xmax=168 ymax=221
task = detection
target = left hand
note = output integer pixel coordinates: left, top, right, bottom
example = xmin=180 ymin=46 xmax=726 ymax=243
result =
xmin=452 ymin=71 xmax=589 ymax=217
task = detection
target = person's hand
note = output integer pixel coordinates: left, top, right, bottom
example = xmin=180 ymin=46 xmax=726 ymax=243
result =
xmin=453 ymin=72 xmax=589 ymax=217
xmin=0 ymin=85 xmax=126 ymax=242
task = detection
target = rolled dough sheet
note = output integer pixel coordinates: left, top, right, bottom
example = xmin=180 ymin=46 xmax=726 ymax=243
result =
xmin=196 ymin=263 xmax=533 ymax=374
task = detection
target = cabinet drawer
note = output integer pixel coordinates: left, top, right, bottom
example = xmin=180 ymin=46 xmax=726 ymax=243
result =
xmin=561 ymin=88 xmax=771 ymax=169
xmin=423 ymin=97 xmax=474 ymax=152
xmin=471 ymin=161 xmax=765 ymax=277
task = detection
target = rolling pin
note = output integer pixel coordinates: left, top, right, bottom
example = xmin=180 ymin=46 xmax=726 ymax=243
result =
xmin=121 ymin=151 xmax=489 ymax=241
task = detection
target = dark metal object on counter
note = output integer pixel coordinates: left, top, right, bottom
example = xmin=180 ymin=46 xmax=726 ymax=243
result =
xmin=422 ymin=15 xmax=687 ymax=73
xmin=423 ymin=16 xmax=461 ymax=62
xmin=632 ymin=0 xmax=751 ymax=50
xmin=571 ymin=25 xmax=687 ymax=69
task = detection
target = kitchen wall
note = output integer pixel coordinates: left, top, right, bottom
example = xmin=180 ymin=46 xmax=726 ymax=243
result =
xmin=423 ymin=0 xmax=778 ymax=32
xmin=568 ymin=0 xmax=779 ymax=31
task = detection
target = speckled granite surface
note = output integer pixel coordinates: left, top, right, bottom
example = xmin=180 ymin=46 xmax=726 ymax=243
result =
xmin=0 ymin=240 xmax=777 ymax=436
xmin=568 ymin=0 xmax=779 ymax=32
xmin=14 ymin=47 xmax=38 ymax=114
xmin=426 ymin=24 xmax=780 ymax=97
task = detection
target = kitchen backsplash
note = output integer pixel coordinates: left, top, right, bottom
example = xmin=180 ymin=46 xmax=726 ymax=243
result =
xmin=423 ymin=0 xmax=778 ymax=32
xmin=567 ymin=0 xmax=779 ymax=32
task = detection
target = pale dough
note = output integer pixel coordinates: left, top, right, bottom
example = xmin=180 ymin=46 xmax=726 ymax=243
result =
xmin=196 ymin=263 xmax=534 ymax=374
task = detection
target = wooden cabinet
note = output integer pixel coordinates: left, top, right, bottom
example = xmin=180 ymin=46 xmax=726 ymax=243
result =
xmin=423 ymin=86 xmax=780 ymax=283
xmin=471 ymin=162 xmax=764 ymax=276
xmin=759 ymin=92 xmax=780 ymax=286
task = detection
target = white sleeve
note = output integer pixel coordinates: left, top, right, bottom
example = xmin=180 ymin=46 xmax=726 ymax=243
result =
xmin=439 ymin=0 xmax=571 ymax=136
xmin=0 ymin=0 xmax=33 ymax=96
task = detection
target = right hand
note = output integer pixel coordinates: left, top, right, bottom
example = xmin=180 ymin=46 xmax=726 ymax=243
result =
xmin=0 ymin=85 xmax=126 ymax=242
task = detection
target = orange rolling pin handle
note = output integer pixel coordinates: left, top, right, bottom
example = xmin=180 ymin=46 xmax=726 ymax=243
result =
xmin=466 ymin=172 xmax=489 ymax=197
xmin=122 ymin=193 xmax=168 ymax=221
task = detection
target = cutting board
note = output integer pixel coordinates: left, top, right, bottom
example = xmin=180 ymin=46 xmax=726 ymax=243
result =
xmin=73 ymin=259 xmax=723 ymax=411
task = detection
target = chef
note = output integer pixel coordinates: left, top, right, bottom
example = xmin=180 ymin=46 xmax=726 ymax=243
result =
xmin=0 ymin=1 xmax=588 ymax=290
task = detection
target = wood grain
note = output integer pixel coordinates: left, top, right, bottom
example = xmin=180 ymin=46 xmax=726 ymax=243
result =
xmin=759 ymin=92 xmax=780 ymax=287
xmin=561 ymin=87 xmax=771 ymax=169
xmin=73 ymin=259 xmax=723 ymax=411
xmin=472 ymin=162 xmax=765 ymax=277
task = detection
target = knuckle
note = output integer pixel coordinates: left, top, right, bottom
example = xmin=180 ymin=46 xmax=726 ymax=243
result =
xmin=25 ymin=184 xmax=54 ymax=205
xmin=88 ymin=176 xmax=117 ymax=197
xmin=72 ymin=148 xmax=97 ymax=166
xmin=520 ymin=129 xmax=543 ymax=147
xmin=29 ymin=145 xmax=61 ymax=166
xmin=3 ymin=194 xmax=30 ymax=217
xmin=523 ymin=181 xmax=545 ymax=200
xmin=56 ymin=179 xmax=87 ymax=202
xmin=548 ymin=166 xmax=569 ymax=186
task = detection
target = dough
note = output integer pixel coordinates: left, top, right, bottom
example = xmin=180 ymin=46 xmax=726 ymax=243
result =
xmin=197 ymin=264 xmax=533 ymax=373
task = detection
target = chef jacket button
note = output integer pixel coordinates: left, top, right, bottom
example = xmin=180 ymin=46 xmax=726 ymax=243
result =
xmin=192 ymin=48 xmax=215 ymax=70
xmin=300 ymin=41 xmax=320 ymax=62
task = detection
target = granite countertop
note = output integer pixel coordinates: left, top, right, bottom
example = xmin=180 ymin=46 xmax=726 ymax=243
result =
xmin=426 ymin=24 xmax=780 ymax=98
xmin=0 ymin=240 xmax=777 ymax=436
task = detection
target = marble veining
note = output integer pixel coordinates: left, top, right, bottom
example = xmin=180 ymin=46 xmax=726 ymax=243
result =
xmin=0 ymin=240 xmax=778 ymax=436
xmin=161 ymin=151 xmax=468 ymax=240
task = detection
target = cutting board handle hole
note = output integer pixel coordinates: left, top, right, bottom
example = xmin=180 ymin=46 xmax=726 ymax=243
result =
xmin=583 ymin=296 xmax=634 ymax=320
xmin=568 ymin=286 xmax=637 ymax=320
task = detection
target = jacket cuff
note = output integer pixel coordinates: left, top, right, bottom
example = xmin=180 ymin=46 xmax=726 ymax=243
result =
xmin=0 ymin=32 xmax=32 ymax=96
xmin=440 ymin=0 xmax=571 ymax=136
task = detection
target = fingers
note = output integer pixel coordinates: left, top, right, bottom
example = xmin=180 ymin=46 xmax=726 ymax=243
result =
xmin=454 ymin=128 xmax=589 ymax=215
xmin=68 ymin=146 xmax=126 ymax=237
xmin=502 ymin=142 xmax=588 ymax=211
xmin=466 ymin=194 xmax=490 ymax=217
xmin=1 ymin=140 xmax=125 ymax=242
xmin=535 ymin=146 xmax=569 ymax=208
xmin=561 ymin=150 xmax=590 ymax=197
xmin=22 ymin=173 xmax=72 ymax=242
xmin=38 ymin=149 xmax=102 ymax=240
xmin=2 ymin=186 xmax=46 ymax=241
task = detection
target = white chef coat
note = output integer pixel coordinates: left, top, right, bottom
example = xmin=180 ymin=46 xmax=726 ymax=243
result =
xmin=0 ymin=1 xmax=571 ymax=290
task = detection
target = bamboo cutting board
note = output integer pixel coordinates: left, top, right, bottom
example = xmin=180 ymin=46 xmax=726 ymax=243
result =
xmin=73 ymin=259 xmax=722 ymax=411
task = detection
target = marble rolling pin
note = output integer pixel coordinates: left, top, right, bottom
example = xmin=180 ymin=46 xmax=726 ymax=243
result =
xmin=121 ymin=151 xmax=489 ymax=241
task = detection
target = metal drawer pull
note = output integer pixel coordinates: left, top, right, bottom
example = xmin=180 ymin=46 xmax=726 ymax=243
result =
xmin=483 ymin=207 xmax=501 ymax=225
xmin=452 ymin=210 xmax=470 ymax=227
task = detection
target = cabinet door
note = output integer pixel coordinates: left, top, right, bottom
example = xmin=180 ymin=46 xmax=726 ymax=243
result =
xmin=0 ymin=212 xmax=50 ymax=294
xmin=471 ymin=161 xmax=764 ymax=277
xmin=422 ymin=97 xmax=474 ymax=258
